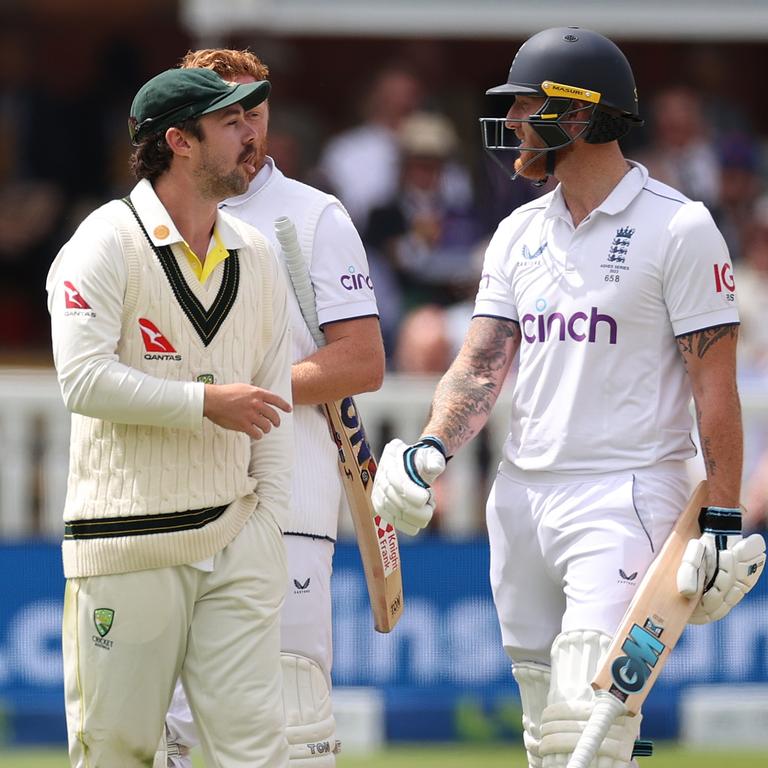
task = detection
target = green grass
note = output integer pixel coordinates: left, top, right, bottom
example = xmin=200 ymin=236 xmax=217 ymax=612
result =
xmin=2 ymin=743 xmax=766 ymax=767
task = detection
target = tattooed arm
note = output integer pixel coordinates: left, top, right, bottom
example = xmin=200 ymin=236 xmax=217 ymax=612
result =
xmin=421 ymin=316 xmax=521 ymax=456
xmin=676 ymin=323 xmax=742 ymax=506
xmin=370 ymin=316 xmax=520 ymax=535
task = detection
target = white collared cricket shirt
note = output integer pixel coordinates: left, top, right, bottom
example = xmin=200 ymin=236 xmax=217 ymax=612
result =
xmin=474 ymin=162 xmax=739 ymax=473
xmin=222 ymin=158 xmax=379 ymax=539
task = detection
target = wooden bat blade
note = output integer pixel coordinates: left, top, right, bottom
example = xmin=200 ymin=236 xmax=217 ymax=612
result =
xmin=591 ymin=480 xmax=708 ymax=714
xmin=324 ymin=397 xmax=404 ymax=633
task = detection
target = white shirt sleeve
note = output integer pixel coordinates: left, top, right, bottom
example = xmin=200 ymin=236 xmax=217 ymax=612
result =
xmin=663 ymin=201 xmax=740 ymax=336
xmin=248 ymin=255 xmax=294 ymax=529
xmin=473 ymin=219 xmax=518 ymax=322
xmin=309 ymin=203 xmax=379 ymax=327
xmin=46 ymin=214 xmax=204 ymax=429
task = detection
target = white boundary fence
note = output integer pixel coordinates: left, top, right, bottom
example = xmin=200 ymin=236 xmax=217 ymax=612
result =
xmin=1 ymin=368 xmax=766 ymax=539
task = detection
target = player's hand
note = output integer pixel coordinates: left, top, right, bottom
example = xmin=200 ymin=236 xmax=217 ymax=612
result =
xmin=677 ymin=506 xmax=766 ymax=623
xmin=372 ymin=436 xmax=447 ymax=536
xmin=203 ymin=383 xmax=292 ymax=440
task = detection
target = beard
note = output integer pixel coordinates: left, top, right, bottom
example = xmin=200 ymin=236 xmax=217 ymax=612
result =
xmin=196 ymin=137 xmax=268 ymax=199
xmin=196 ymin=158 xmax=249 ymax=199
xmin=514 ymin=148 xmax=549 ymax=181
xmin=513 ymin=134 xmax=576 ymax=181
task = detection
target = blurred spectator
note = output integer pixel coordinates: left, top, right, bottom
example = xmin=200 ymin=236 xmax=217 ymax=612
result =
xmin=364 ymin=111 xmax=486 ymax=363
xmin=714 ymin=132 xmax=764 ymax=261
xmin=636 ymin=85 xmax=720 ymax=208
xmin=744 ymin=449 xmax=768 ymax=531
xmin=267 ymin=106 xmax=325 ymax=185
xmin=735 ymin=195 xmax=768 ymax=375
xmin=682 ymin=47 xmax=753 ymax=139
xmin=0 ymin=181 xmax=67 ymax=351
xmin=318 ymin=66 xmax=424 ymax=228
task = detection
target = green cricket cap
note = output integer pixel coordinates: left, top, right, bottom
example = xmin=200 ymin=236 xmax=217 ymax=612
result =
xmin=128 ymin=67 xmax=271 ymax=145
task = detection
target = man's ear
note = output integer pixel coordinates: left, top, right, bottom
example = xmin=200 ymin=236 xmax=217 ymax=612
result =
xmin=165 ymin=127 xmax=193 ymax=157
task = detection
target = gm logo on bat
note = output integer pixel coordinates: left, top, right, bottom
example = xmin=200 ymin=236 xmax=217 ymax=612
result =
xmin=610 ymin=618 xmax=666 ymax=696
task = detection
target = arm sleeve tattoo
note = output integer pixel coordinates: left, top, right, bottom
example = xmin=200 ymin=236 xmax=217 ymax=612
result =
xmin=427 ymin=317 xmax=519 ymax=452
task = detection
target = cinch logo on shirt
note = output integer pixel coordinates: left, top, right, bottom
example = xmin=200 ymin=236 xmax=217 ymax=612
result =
xmin=521 ymin=306 xmax=618 ymax=344
xmin=340 ymin=266 xmax=373 ymax=291
xmin=139 ymin=318 xmax=182 ymax=361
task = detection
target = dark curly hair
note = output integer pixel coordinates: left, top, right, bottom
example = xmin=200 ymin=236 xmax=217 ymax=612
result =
xmin=130 ymin=117 xmax=204 ymax=183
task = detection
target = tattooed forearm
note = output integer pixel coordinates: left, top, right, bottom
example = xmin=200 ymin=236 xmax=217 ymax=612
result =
xmin=424 ymin=317 xmax=519 ymax=454
xmin=677 ymin=323 xmax=738 ymax=364
xmin=684 ymin=323 xmax=742 ymax=505
xmin=700 ymin=435 xmax=718 ymax=478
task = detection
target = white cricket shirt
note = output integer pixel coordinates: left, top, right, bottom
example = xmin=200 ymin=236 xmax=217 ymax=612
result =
xmin=222 ymin=158 xmax=379 ymax=538
xmin=474 ymin=162 xmax=739 ymax=473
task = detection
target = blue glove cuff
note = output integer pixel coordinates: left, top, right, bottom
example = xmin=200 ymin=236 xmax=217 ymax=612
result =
xmin=403 ymin=436 xmax=448 ymax=489
xmin=418 ymin=435 xmax=449 ymax=459
xmin=699 ymin=506 xmax=742 ymax=535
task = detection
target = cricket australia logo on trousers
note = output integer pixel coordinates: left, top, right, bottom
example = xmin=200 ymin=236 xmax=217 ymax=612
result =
xmin=92 ymin=608 xmax=115 ymax=650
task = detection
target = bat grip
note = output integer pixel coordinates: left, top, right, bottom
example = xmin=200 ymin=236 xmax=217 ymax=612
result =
xmin=274 ymin=216 xmax=325 ymax=347
xmin=565 ymin=692 xmax=626 ymax=768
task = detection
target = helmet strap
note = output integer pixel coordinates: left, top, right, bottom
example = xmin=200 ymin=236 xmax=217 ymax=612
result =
xmin=532 ymin=148 xmax=555 ymax=188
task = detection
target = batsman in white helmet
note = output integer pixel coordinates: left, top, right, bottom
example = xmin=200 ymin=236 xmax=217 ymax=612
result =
xmin=154 ymin=48 xmax=384 ymax=768
xmin=372 ymin=26 xmax=765 ymax=768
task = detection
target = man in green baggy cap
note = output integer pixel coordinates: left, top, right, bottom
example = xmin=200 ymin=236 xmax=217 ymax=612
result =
xmin=47 ymin=66 xmax=294 ymax=767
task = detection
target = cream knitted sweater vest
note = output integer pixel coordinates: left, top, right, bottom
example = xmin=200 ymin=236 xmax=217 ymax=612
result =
xmin=63 ymin=200 xmax=275 ymax=577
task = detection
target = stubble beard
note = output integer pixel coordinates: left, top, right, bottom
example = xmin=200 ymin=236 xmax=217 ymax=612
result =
xmin=514 ymin=149 xmax=549 ymax=181
xmin=514 ymin=137 xmax=575 ymax=181
xmin=196 ymin=158 xmax=248 ymax=200
xmin=196 ymin=137 xmax=267 ymax=200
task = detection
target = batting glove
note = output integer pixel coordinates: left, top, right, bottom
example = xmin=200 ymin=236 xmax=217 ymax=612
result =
xmin=371 ymin=436 xmax=448 ymax=536
xmin=677 ymin=506 xmax=766 ymax=623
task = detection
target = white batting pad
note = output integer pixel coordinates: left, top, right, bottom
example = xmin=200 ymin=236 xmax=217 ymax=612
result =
xmin=282 ymin=653 xmax=339 ymax=766
xmin=540 ymin=630 xmax=641 ymax=768
xmin=513 ymin=661 xmax=551 ymax=768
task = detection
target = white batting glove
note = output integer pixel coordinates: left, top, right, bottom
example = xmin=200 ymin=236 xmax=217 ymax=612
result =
xmin=677 ymin=506 xmax=766 ymax=624
xmin=371 ymin=436 xmax=448 ymax=536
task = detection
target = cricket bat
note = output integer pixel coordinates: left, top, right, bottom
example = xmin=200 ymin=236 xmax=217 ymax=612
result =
xmin=274 ymin=216 xmax=404 ymax=633
xmin=565 ymin=480 xmax=708 ymax=768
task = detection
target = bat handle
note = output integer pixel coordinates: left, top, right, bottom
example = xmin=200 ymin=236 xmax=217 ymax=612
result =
xmin=565 ymin=691 xmax=626 ymax=768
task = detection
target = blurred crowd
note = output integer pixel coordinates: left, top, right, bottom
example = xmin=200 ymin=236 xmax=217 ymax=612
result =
xmin=1 ymin=29 xmax=767 ymax=528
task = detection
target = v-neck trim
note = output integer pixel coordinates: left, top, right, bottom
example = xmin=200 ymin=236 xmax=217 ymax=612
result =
xmin=122 ymin=198 xmax=240 ymax=347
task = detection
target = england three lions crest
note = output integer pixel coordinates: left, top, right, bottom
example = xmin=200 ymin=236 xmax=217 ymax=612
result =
xmin=601 ymin=226 xmax=635 ymax=279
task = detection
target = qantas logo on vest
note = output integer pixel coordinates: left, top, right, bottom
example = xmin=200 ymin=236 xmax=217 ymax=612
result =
xmin=139 ymin=318 xmax=182 ymax=361
xmin=63 ymin=281 xmax=95 ymax=316
xmin=521 ymin=302 xmax=618 ymax=344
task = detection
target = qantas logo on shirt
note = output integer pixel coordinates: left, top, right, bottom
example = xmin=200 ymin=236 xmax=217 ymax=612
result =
xmin=340 ymin=266 xmax=374 ymax=291
xmin=139 ymin=318 xmax=182 ymax=361
xmin=62 ymin=281 xmax=95 ymax=316
xmin=521 ymin=302 xmax=618 ymax=345
xmin=63 ymin=281 xmax=90 ymax=309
